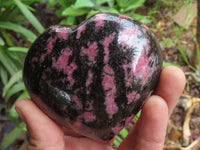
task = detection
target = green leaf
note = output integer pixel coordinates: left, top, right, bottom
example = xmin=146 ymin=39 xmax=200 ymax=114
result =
xmin=0 ymin=122 xmax=25 ymax=150
xmin=86 ymin=10 xmax=100 ymax=18
xmin=0 ymin=65 xmax=8 ymax=85
xmin=74 ymin=0 xmax=94 ymax=8
xmin=96 ymin=0 xmax=114 ymax=6
xmin=135 ymin=110 xmax=141 ymax=120
xmin=0 ymin=36 xmax=5 ymax=46
xmin=0 ymin=47 xmax=18 ymax=75
xmin=125 ymin=0 xmax=145 ymax=11
xmin=1 ymin=30 xmax=14 ymax=46
xmin=62 ymin=5 xmax=88 ymax=16
xmin=59 ymin=0 xmax=74 ymax=7
xmin=119 ymin=128 xmax=129 ymax=138
xmin=9 ymin=104 xmax=20 ymax=125
xmin=116 ymin=0 xmax=129 ymax=8
xmin=5 ymin=82 xmax=25 ymax=102
xmin=8 ymin=47 xmax=29 ymax=53
xmin=9 ymin=90 xmax=30 ymax=125
xmin=113 ymin=135 xmax=123 ymax=147
xmin=99 ymin=6 xmax=119 ymax=13
xmin=13 ymin=0 xmax=45 ymax=34
xmin=0 ymin=21 xmax=36 ymax=42
xmin=3 ymin=50 xmax=24 ymax=69
xmin=131 ymin=14 xmax=152 ymax=24
xmin=163 ymin=61 xmax=182 ymax=68
xmin=177 ymin=41 xmax=190 ymax=65
xmin=60 ymin=16 xmax=76 ymax=25
xmin=3 ymin=70 xmax=22 ymax=97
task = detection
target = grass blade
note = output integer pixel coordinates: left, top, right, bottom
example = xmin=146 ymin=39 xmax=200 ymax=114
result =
xmin=3 ymin=70 xmax=22 ymax=97
xmin=9 ymin=90 xmax=30 ymax=125
xmin=113 ymin=135 xmax=123 ymax=147
xmin=8 ymin=47 xmax=29 ymax=53
xmin=135 ymin=110 xmax=141 ymax=120
xmin=74 ymin=0 xmax=94 ymax=8
xmin=163 ymin=61 xmax=182 ymax=68
xmin=0 ymin=21 xmax=36 ymax=42
xmin=0 ymin=47 xmax=18 ymax=75
xmin=1 ymin=30 xmax=14 ymax=46
xmin=0 ymin=65 xmax=8 ymax=85
xmin=0 ymin=122 xmax=26 ymax=150
xmin=0 ymin=36 xmax=5 ymax=46
xmin=5 ymin=82 xmax=25 ymax=102
xmin=62 ymin=6 xmax=89 ymax=16
xmin=119 ymin=128 xmax=128 ymax=139
xmin=13 ymin=0 xmax=45 ymax=34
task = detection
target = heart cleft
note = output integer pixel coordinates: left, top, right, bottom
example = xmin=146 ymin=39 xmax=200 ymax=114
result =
xmin=23 ymin=13 xmax=163 ymax=142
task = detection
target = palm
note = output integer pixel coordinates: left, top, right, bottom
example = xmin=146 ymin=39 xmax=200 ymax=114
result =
xmin=15 ymin=66 xmax=186 ymax=150
xmin=63 ymin=135 xmax=114 ymax=150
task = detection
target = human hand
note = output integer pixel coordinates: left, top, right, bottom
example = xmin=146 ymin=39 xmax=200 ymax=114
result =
xmin=15 ymin=66 xmax=186 ymax=150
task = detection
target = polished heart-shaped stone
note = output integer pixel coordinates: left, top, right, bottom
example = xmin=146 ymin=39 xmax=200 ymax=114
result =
xmin=23 ymin=13 xmax=162 ymax=142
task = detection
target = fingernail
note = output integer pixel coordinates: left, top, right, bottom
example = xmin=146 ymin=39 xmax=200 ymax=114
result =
xmin=15 ymin=106 xmax=25 ymax=122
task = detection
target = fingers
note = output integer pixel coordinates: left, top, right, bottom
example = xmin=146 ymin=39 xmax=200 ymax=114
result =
xmin=15 ymin=99 xmax=65 ymax=150
xmin=117 ymin=66 xmax=186 ymax=150
xmin=117 ymin=96 xmax=168 ymax=150
xmin=155 ymin=66 xmax=186 ymax=115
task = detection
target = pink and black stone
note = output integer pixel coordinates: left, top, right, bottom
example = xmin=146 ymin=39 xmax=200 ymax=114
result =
xmin=23 ymin=13 xmax=162 ymax=141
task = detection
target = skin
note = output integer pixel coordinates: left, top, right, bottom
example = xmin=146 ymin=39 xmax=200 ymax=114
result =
xmin=15 ymin=66 xmax=186 ymax=150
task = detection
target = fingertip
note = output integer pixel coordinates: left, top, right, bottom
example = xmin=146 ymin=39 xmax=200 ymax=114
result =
xmin=155 ymin=66 xmax=186 ymax=114
xmin=161 ymin=66 xmax=186 ymax=89
xmin=15 ymin=99 xmax=31 ymax=122
xmin=15 ymin=98 xmax=28 ymax=109
xmin=142 ymin=95 xmax=168 ymax=123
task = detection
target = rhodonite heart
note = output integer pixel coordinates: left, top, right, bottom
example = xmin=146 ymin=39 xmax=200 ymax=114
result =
xmin=23 ymin=13 xmax=163 ymax=141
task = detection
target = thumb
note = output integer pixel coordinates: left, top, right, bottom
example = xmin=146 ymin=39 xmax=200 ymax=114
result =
xmin=15 ymin=99 xmax=65 ymax=150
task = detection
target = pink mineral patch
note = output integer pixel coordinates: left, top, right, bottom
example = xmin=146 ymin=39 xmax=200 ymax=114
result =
xmin=81 ymin=112 xmax=96 ymax=123
xmin=103 ymin=66 xmax=118 ymax=118
xmin=52 ymin=48 xmax=77 ymax=84
xmin=122 ymin=62 xmax=134 ymax=87
xmin=127 ymin=91 xmax=140 ymax=104
xmin=86 ymin=70 xmax=93 ymax=87
xmin=64 ymin=62 xmax=77 ymax=84
xmin=118 ymin=14 xmax=133 ymax=20
xmin=141 ymin=24 xmax=149 ymax=33
xmin=118 ymin=26 xmax=140 ymax=49
xmin=94 ymin=13 xmax=107 ymax=31
xmin=81 ymin=42 xmax=98 ymax=62
xmin=76 ymin=25 xmax=86 ymax=39
xmin=52 ymin=48 xmax=72 ymax=71
xmin=52 ymin=48 xmax=72 ymax=70
xmin=57 ymin=27 xmax=68 ymax=40
xmin=46 ymin=37 xmax=55 ymax=53
xmin=103 ymin=64 xmax=115 ymax=75
xmin=51 ymin=26 xmax=68 ymax=40
xmin=125 ymin=115 xmax=134 ymax=126
xmin=102 ymin=65 xmax=115 ymax=90
xmin=104 ymin=98 xmax=118 ymax=119
xmin=71 ymin=94 xmax=82 ymax=109
xmin=134 ymin=50 xmax=150 ymax=84
xmin=86 ymin=70 xmax=93 ymax=94
xmin=100 ymin=33 xmax=115 ymax=63
xmin=40 ymin=37 xmax=56 ymax=62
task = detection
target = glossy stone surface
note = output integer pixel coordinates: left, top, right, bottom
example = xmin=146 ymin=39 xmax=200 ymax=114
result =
xmin=23 ymin=13 xmax=163 ymax=141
